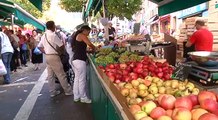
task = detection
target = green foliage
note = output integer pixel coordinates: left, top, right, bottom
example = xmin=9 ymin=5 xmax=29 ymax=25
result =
xmin=11 ymin=0 xmax=50 ymax=18
xmin=59 ymin=0 xmax=86 ymax=12
xmin=106 ymin=0 xmax=142 ymax=20
xmin=59 ymin=0 xmax=142 ymax=20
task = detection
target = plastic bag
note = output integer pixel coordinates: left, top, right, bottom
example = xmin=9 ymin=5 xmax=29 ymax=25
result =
xmin=0 ymin=59 xmax=7 ymax=75
xmin=33 ymin=47 xmax=42 ymax=55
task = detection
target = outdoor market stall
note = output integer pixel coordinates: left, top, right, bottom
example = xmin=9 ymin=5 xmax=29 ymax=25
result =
xmin=0 ymin=0 xmax=45 ymax=31
xmin=84 ymin=0 xmax=218 ymax=120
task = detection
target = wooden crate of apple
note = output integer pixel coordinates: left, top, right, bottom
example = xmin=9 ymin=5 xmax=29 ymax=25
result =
xmin=129 ymin=91 xmax=218 ymax=120
xmin=99 ymin=56 xmax=174 ymax=83
xmin=117 ymin=76 xmax=200 ymax=105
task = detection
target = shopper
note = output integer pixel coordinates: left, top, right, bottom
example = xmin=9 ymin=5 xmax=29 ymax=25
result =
xmin=71 ymin=25 xmax=96 ymax=103
xmin=17 ymin=30 xmax=28 ymax=67
xmin=11 ymin=30 xmax=22 ymax=69
xmin=38 ymin=21 xmax=73 ymax=97
xmin=5 ymin=30 xmax=18 ymax=72
xmin=0 ymin=27 xmax=14 ymax=84
xmin=186 ymin=20 xmax=213 ymax=51
xmin=108 ymin=22 xmax=116 ymax=41
xmin=30 ymin=30 xmax=43 ymax=71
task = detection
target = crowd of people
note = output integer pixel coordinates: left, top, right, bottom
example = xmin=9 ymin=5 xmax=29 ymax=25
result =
xmin=0 ymin=27 xmax=43 ymax=84
xmin=0 ymin=20 xmax=117 ymax=104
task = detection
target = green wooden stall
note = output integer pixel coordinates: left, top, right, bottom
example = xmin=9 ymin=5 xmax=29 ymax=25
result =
xmin=88 ymin=56 xmax=130 ymax=120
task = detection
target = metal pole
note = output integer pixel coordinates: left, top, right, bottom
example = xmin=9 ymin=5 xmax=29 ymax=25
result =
xmin=11 ymin=14 xmax=14 ymax=30
xmin=102 ymin=0 xmax=109 ymax=41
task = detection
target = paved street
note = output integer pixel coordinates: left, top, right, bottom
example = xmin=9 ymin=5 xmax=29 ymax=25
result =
xmin=0 ymin=63 xmax=94 ymax=120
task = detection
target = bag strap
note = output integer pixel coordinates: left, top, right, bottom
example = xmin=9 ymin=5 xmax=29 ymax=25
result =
xmin=45 ymin=33 xmax=59 ymax=54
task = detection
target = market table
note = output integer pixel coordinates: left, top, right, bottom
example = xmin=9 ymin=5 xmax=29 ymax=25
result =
xmin=88 ymin=55 xmax=133 ymax=120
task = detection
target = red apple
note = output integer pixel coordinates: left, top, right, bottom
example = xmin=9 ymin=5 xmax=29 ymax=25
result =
xmin=160 ymin=95 xmax=176 ymax=110
xmin=122 ymin=70 xmax=129 ymax=76
xmin=129 ymin=104 xmax=141 ymax=114
xmin=172 ymin=107 xmax=192 ymax=120
xmin=200 ymin=98 xmax=218 ymax=113
xmin=191 ymin=108 xmax=208 ymax=120
xmin=142 ymin=71 xmax=149 ymax=78
xmin=150 ymin=107 xmax=166 ymax=119
xmin=120 ymin=63 xmax=127 ymax=69
xmin=166 ymin=109 xmax=173 ymax=117
xmin=136 ymin=68 xmax=143 ymax=74
xmin=129 ymin=72 xmax=138 ymax=80
xmin=158 ymin=94 xmax=168 ymax=105
xmin=157 ymin=72 xmax=164 ymax=78
xmin=175 ymin=97 xmax=193 ymax=110
xmin=123 ymin=76 xmax=131 ymax=82
xmin=199 ymin=113 xmax=218 ymax=120
xmin=136 ymin=63 xmax=143 ymax=68
xmin=108 ymin=75 xmax=115 ymax=82
xmin=143 ymin=56 xmax=150 ymax=61
xmin=114 ymin=79 xmax=121 ymax=84
xmin=198 ymin=91 xmax=217 ymax=104
xmin=188 ymin=94 xmax=199 ymax=107
xmin=108 ymin=64 xmax=115 ymax=69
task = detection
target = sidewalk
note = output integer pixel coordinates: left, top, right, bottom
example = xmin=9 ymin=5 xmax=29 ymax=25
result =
xmin=0 ymin=62 xmax=42 ymax=85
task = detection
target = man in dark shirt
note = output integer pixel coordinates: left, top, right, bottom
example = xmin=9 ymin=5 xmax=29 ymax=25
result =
xmin=108 ymin=22 xmax=116 ymax=41
xmin=186 ymin=20 xmax=213 ymax=51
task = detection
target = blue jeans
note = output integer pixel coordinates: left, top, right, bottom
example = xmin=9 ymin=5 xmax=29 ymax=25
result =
xmin=2 ymin=52 xmax=13 ymax=83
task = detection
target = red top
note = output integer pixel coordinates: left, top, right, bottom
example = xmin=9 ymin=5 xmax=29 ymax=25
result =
xmin=189 ymin=28 xmax=213 ymax=51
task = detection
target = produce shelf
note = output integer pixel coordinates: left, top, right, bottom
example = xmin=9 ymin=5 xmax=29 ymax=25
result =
xmin=88 ymin=55 xmax=134 ymax=120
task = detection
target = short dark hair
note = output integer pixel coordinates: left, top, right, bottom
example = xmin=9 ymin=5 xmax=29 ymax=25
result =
xmin=195 ymin=20 xmax=205 ymax=26
xmin=46 ymin=21 xmax=55 ymax=30
xmin=0 ymin=27 xmax=2 ymax=31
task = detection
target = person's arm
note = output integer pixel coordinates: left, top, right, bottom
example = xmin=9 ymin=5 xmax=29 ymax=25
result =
xmin=79 ymin=34 xmax=96 ymax=51
xmin=38 ymin=36 xmax=45 ymax=53
xmin=186 ymin=33 xmax=197 ymax=48
xmin=54 ymin=34 xmax=65 ymax=54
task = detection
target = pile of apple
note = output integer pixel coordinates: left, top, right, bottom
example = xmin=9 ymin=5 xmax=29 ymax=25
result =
xmin=100 ymin=56 xmax=174 ymax=83
xmin=117 ymin=76 xmax=200 ymax=105
xmin=130 ymin=91 xmax=218 ymax=120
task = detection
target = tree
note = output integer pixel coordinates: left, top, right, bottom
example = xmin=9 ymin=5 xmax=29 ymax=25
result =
xmin=59 ymin=0 xmax=142 ymax=20
xmin=11 ymin=0 xmax=51 ymax=18
xmin=59 ymin=0 xmax=86 ymax=12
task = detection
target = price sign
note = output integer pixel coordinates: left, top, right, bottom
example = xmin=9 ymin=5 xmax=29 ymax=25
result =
xmin=172 ymin=63 xmax=192 ymax=81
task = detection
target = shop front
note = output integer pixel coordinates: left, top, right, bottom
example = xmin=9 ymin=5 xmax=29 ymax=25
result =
xmin=160 ymin=15 xmax=171 ymax=34
xmin=177 ymin=2 xmax=209 ymax=20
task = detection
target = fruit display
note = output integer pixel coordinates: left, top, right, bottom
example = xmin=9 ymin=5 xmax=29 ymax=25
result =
xmin=100 ymin=56 xmax=174 ymax=82
xmin=116 ymin=76 xmax=199 ymax=104
xmin=95 ymin=48 xmax=141 ymax=65
xmin=128 ymin=90 xmax=218 ymax=120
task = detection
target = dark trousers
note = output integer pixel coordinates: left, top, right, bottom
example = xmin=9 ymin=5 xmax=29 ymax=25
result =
xmin=20 ymin=48 xmax=27 ymax=65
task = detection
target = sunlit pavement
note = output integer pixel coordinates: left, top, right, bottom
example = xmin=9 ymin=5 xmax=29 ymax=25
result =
xmin=0 ymin=63 xmax=94 ymax=120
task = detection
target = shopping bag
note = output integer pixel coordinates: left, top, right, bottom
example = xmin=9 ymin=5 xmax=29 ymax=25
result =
xmin=33 ymin=47 xmax=42 ymax=55
xmin=0 ymin=59 xmax=7 ymax=75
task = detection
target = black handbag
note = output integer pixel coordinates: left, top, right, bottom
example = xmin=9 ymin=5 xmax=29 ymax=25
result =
xmin=45 ymin=34 xmax=69 ymax=66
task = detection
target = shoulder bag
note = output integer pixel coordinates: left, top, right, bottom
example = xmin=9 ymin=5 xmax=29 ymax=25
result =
xmin=45 ymin=34 xmax=69 ymax=65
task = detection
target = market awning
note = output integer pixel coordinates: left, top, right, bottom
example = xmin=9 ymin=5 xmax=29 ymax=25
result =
xmin=0 ymin=0 xmax=45 ymax=31
xmin=145 ymin=15 xmax=159 ymax=26
xmin=28 ymin=0 xmax=42 ymax=11
xmin=83 ymin=0 xmax=102 ymax=19
xmin=149 ymin=0 xmax=210 ymax=16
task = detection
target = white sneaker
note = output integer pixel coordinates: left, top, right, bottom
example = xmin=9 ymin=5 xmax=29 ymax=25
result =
xmin=65 ymin=90 xmax=73 ymax=96
xmin=80 ymin=98 xmax=92 ymax=104
xmin=74 ymin=98 xmax=80 ymax=102
xmin=50 ymin=90 xmax=61 ymax=97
